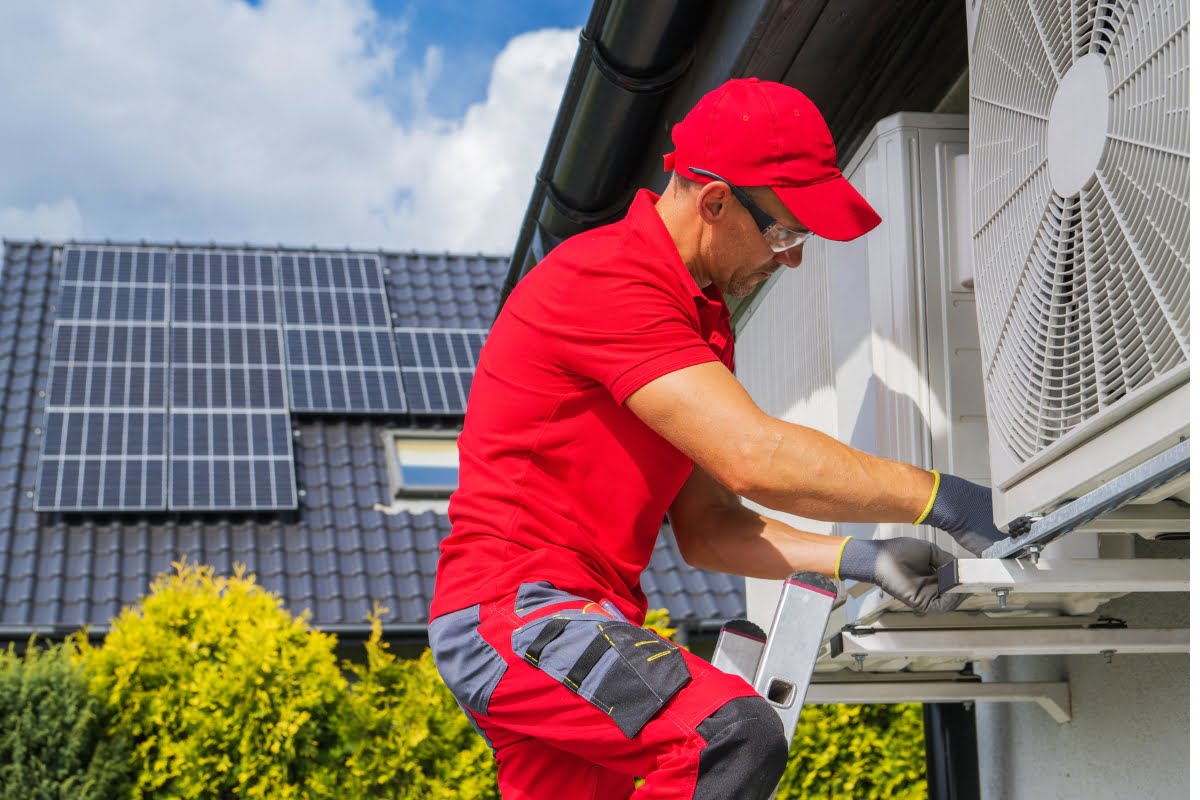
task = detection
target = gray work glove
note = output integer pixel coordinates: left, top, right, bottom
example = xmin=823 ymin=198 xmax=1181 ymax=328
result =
xmin=920 ymin=472 xmax=1008 ymax=557
xmin=837 ymin=537 xmax=964 ymax=613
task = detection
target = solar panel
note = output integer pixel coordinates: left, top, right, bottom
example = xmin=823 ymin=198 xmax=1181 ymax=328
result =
xmin=169 ymin=250 xmax=296 ymax=510
xmin=279 ymin=253 xmax=406 ymax=413
xmin=168 ymin=410 xmax=296 ymax=511
xmin=36 ymin=247 xmax=170 ymax=511
xmin=394 ymin=328 xmax=487 ymax=414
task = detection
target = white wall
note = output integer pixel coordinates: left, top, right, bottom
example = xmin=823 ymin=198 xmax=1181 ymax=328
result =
xmin=976 ymin=540 xmax=1189 ymax=800
xmin=734 ymin=233 xmax=838 ymax=628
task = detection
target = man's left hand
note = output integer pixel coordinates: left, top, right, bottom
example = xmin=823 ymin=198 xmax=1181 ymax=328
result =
xmin=836 ymin=537 xmax=963 ymax=613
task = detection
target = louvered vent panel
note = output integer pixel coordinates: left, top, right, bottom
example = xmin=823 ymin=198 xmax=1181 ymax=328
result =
xmin=736 ymin=241 xmax=834 ymax=427
xmin=971 ymin=0 xmax=1189 ymax=464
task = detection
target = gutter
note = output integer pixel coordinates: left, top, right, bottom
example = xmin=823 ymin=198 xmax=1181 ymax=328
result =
xmin=500 ymin=0 xmax=706 ymax=308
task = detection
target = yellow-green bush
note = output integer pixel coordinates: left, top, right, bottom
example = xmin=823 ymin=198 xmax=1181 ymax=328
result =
xmin=777 ymin=702 xmax=927 ymax=799
xmin=336 ymin=609 xmax=498 ymax=799
xmin=0 ymin=638 xmax=135 ymax=800
xmin=77 ymin=560 xmax=347 ymax=799
xmin=642 ymin=607 xmax=677 ymax=643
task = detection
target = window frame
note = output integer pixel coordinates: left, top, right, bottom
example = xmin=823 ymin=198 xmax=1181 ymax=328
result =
xmin=383 ymin=429 xmax=461 ymax=499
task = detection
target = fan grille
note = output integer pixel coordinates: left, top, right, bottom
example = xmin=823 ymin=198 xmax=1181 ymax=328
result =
xmin=971 ymin=0 xmax=1189 ymax=463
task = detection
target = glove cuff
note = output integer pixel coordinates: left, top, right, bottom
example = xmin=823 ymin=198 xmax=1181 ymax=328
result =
xmin=923 ymin=472 xmax=981 ymax=532
xmin=836 ymin=538 xmax=879 ymax=585
xmin=913 ymin=470 xmax=941 ymax=524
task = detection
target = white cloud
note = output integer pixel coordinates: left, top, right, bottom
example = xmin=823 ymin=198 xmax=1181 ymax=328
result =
xmin=0 ymin=0 xmax=577 ymax=253
xmin=0 ymin=197 xmax=84 ymax=241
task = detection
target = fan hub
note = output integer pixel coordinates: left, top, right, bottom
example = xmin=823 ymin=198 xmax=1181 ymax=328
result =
xmin=1046 ymin=53 xmax=1111 ymax=197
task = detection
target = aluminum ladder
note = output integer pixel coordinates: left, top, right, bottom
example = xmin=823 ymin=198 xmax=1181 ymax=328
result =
xmin=710 ymin=571 xmax=837 ymax=795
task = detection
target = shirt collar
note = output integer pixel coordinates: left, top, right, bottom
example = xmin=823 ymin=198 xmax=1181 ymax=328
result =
xmin=625 ymin=188 xmax=732 ymax=348
xmin=625 ymin=188 xmax=728 ymax=313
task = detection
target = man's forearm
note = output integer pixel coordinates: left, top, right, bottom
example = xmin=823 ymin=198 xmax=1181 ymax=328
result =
xmin=736 ymin=418 xmax=936 ymax=525
xmin=674 ymin=502 xmax=845 ymax=580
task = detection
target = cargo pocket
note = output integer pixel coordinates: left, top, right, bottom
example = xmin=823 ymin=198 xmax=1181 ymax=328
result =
xmin=429 ymin=605 xmax=508 ymax=716
xmin=512 ymin=614 xmax=691 ymax=739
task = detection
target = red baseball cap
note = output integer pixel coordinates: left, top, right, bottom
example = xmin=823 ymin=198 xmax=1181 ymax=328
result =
xmin=663 ymin=78 xmax=881 ymax=242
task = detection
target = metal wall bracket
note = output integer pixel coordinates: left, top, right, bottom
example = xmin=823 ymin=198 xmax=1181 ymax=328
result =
xmin=989 ymin=441 xmax=1190 ymax=559
xmin=805 ymin=680 xmax=1073 ymax=723
xmin=938 ymin=558 xmax=1189 ymax=596
xmin=830 ymin=626 xmax=1189 ymax=662
xmin=1071 ymin=501 xmax=1190 ymax=535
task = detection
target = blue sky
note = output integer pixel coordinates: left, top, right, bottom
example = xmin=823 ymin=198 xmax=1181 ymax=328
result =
xmin=244 ymin=0 xmax=589 ymax=119
xmin=352 ymin=0 xmax=587 ymax=119
xmin=0 ymin=0 xmax=591 ymax=253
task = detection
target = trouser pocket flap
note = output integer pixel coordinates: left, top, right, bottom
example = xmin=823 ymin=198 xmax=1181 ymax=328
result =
xmin=592 ymin=622 xmax=690 ymax=738
xmin=513 ymin=614 xmax=691 ymax=739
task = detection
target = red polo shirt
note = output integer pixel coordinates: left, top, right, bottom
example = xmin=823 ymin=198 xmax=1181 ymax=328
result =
xmin=432 ymin=190 xmax=735 ymax=624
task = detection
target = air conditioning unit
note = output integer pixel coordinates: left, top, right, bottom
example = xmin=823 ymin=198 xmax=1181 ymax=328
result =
xmin=737 ymin=113 xmax=986 ymax=624
xmin=968 ymin=0 xmax=1190 ymax=525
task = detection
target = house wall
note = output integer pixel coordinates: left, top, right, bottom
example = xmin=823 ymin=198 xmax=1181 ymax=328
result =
xmin=737 ymin=113 xmax=981 ymax=626
xmin=976 ymin=540 xmax=1189 ymax=800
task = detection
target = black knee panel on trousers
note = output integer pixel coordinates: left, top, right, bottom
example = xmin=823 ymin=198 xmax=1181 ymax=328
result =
xmin=694 ymin=695 xmax=789 ymax=799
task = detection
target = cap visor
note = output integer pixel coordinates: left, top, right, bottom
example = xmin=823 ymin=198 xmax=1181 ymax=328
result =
xmin=775 ymin=176 xmax=882 ymax=242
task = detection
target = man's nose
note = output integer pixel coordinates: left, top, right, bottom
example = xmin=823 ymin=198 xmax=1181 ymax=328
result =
xmin=773 ymin=244 xmax=805 ymax=268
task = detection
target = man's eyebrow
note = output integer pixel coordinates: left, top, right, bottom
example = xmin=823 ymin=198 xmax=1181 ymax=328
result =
xmin=752 ymin=186 xmax=806 ymax=230
xmin=777 ymin=210 xmax=807 ymax=232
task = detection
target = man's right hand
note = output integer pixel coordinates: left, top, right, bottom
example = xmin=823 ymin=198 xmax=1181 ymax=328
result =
xmin=836 ymin=537 xmax=963 ymax=613
xmin=919 ymin=472 xmax=1008 ymax=557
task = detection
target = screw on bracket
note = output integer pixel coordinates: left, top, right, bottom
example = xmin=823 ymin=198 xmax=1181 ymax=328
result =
xmin=1027 ymin=545 xmax=1043 ymax=564
xmin=1101 ymin=649 xmax=1115 ymax=665
xmin=994 ymin=587 xmax=1010 ymax=609
xmin=854 ymin=654 xmax=866 ymax=672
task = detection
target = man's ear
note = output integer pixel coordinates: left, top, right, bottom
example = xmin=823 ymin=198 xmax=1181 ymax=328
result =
xmin=696 ymin=181 xmax=730 ymax=225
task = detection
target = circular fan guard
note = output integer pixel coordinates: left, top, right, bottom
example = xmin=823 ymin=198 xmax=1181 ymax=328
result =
xmin=970 ymin=0 xmax=1190 ymax=464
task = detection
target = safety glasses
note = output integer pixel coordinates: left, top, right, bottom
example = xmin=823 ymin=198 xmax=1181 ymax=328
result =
xmin=690 ymin=167 xmax=814 ymax=252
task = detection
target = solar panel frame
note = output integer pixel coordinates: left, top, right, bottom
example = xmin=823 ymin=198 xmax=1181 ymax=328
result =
xmin=35 ymin=246 xmax=172 ymax=511
xmin=394 ymin=327 xmax=488 ymax=415
xmin=169 ymin=249 xmax=297 ymax=511
xmin=279 ymin=253 xmax=406 ymax=414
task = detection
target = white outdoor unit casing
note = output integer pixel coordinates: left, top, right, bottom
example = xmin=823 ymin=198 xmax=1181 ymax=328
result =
xmin=737 ymin=113 xmax=986 ymax=625
xmin=968 ymin=0 xmax=1190 ymax=526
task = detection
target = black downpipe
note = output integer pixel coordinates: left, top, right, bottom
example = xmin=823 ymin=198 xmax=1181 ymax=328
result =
xmin=500 ymin=0 xmax=710 ymax=309
xmin=923 ymin=702 xmax=981 ymax=800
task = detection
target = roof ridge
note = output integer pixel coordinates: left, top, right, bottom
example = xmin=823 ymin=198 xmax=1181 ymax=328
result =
xmin=2 ymin=238 xmax=510 ymax=260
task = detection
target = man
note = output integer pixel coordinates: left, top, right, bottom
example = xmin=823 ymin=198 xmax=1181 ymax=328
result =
xmin=429 ymin=78 xmax=1005 ymax=799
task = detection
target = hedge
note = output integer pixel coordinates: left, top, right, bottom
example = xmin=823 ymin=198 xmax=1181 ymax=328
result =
xmin=77 ymin=559 xmax=347 ymax=799
xmin=337 ymin=613 xmax=498 ymax=798
xmin=1 ymin=561 xmax=925 ymax=797
xmin=0 ymin=638 xmax=135 ymax=800
xmin=779 ymin=703 xmax=927 ymax=798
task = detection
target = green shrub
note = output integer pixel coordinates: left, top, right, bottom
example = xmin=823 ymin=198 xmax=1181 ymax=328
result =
xmin=777 ymin=702 xmax=927 ymax=799
xmin=0 ymin=638 xmax=135 ymax=800
xmin=78 ymin=559 xmax=347 ymax=799
xmin=642 ymin=607 xmax=677 ymax=643
xmin=336 ymin=608 xmax=499 ymax=799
